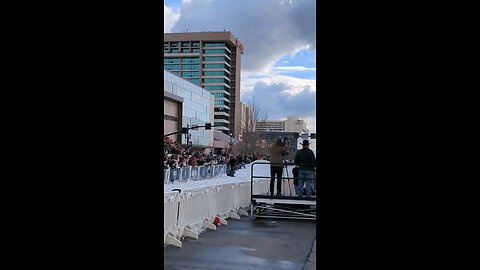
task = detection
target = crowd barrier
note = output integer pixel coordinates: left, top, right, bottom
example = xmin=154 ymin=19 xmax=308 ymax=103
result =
xmin=163 ymin=178 xmax=270 ymax=247
xmin=164 ymin=164 xmax=227 ymax=184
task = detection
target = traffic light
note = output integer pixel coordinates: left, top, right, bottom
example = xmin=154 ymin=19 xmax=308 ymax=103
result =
xmin=181 ymin=127 xmax=188 ymax=134
xmin=205 ymin=123 xmax=212 ymax=130
xmin=310 ymin=133 xmax=316 ymax=139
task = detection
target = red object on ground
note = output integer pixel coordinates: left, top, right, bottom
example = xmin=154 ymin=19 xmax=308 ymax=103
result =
xmin=214 ymin=216 xmax=220 ymax=225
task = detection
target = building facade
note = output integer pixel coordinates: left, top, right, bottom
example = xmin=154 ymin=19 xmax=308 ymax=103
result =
xmin=256 ymin=121 xmax=286 ymax=132
xmin=285 ymin=116 xmax=309 ymax=134
xmin=164 ymin=70 xmax=214 ymax=149
xmin=256 ymin=116 xmax=309 ymax=134
xmin=239 ymin=101 xmax=253 ymax=141
xmin=164 ymin=31 xmax=243 ymax=140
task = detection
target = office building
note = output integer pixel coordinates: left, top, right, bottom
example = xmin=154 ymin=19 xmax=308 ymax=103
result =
xmin=256 ymin=116 xmax=309 ymax=134
xmin=164 ymin=31 xmax=243 ymax=140
xmin=285 ymin=116 xmax=309 ymax=134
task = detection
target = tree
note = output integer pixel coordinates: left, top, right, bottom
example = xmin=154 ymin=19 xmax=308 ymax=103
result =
xmin=236 ymin=98 xmax=269 ymax=155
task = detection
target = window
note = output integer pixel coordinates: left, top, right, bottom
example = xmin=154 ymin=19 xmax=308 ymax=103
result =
xmin=203 ymin=78 xmax=228 ymax=83
xmin=203 ymin=63 xmax=227 ymax=69
xmin=185 ymin=78 xmax=200 ymax=85
xmin=164 ymin=43 xmax=169 ymax=48
xmin=170 ymin=42 xmax=178 ymax=47
xmin=182 ymin=42 xmax=190 ymax=47
xmin=164 ymin=64 xmax=180 ymax=70
xmin=170 ymin=71 xmax=180 ymax=76
xmin=182 ymin=57 xmax=200 ymax=63
xmin=204 ymin=85 xmax=228 ymax=90
xmin=203 ymin=71 xmax=226 ymax=76
xmin=182 ymin=49 xmax=190 ymax=53
xmin=214 ymin=115 xmax=230 ymax=120
xmin=171 ymin=49 xmax=179 ymax=53
xmin=192 ymin=42 xmax=200 ymax=47
xmin=214 ymin=108 xmax=229 ymax=113
xmin=214 ymin=122 xmax=230 ymax=128
xmin=182 ymin=71 xmax=199 ymax=78
xmin=164 ymin=58 xmax=180 ymax=63
xmin=204 ymin=56 xmax=226 ymax=62
xmin=204 ymin=49 xmax=226 ymax=54
xmin=214 ymin=100 xmax=230 ymax=105
xmin=164 ymin=49 xmax=168 ymax=53
xmin=204 ymin=42 xmax=226 ymax=47
xmin=182 ymin=64 xmax=199 ymax=70
xmin=212 ymin=93 xmax=230 ymax=99
xmin=192 ymin=48 xmax=200 ymax=53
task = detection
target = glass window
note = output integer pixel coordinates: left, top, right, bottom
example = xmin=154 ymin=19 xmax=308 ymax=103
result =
xmin=182 ymin=49 xmax=190 ymax=53
xmin=185 ymin=78 xmax=200 ymax=85
xmin=203 ymin=71 xmax=226 ymax=76
xmin=203 ymin=78 xmax=228 ymax=83
xmin=204 ymin=49 xmax=225 ymax=54
xmin=204 ymin=42 xmax=226 ymax=47
xmin=204 ymin=85 xmax=228 ymax=90
xmin=182 ymin=57 xmax=200 ymax=63
xmin=212 ymin=93 xmax=230 ymax=99
xmin=164 ymin=58 xmax=180 ymax=63
xmin=182 ymin=71 xmax=198 ymax=78
xmin=182 ymin=64 xmax=199 ymax=70
xmin=192 ymin=42 xmax=200 ymax=47
xmin=192 ymin=48 xmax=200 ymax=53
xmin=164 ymin=64 xmax=180 ymax=70
xmin=204 ymin=56 xmax=225 ymax=62
xmin=170 ymin=42 xmax=178 ymax=47
xmin=203 ymin=63 xmax=226 ymax=69
xmin=171 ymin=49 xmax=179 ymax=53
xmin=182 ymin=42 xmax=190 ymax=47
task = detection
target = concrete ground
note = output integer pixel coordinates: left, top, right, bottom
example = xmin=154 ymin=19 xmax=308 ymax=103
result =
xmin=164 ymin=217 xmax=316 ymax=270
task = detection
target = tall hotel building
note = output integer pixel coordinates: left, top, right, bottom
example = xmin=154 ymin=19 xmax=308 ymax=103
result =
xmin=164 ymin=31 xmax=244 ymax=139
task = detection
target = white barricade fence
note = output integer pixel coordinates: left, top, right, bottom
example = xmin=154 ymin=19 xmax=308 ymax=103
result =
xmin=234 ymin=182 xmax=251 ymax=212
xmin=164 ymin=163 xmax=263 ymax=247
xmin=176 ymin=187 xmax=214 ymax=240
xmin=212 ymin=184 xmax=237 ymax=221
xmin=164 ymin=191 xmax=182 ymax=247
xmin=164 ymin=169 xmax=169 ymax=184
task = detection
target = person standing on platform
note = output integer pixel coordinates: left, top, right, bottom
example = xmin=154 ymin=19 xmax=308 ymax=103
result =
xmin=269 ymin=138 xmax=289 ymax=196
xmin=294 ymin=140 xmax=316 ymax=197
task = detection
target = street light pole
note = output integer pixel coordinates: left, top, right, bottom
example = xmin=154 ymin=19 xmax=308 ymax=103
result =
xmin=185 ymin=124 xmax=190 ymax=153
xmin=229 ymin=132 xmax=233 ymax=155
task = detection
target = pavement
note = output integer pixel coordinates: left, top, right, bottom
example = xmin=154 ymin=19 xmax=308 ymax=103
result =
xmin=164 ymin=216 xmax=316 ymax=270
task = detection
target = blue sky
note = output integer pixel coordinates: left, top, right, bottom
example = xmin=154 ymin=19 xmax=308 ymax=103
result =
xmin=164 ymin=0 xmax=317 ymax=148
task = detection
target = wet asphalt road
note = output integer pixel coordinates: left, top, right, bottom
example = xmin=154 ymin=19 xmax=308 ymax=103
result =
xmin=164 ymin=217 xmax=316 ymax=270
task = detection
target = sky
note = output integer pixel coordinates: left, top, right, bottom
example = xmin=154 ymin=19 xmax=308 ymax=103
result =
xmin=164 ymin=0 xmax=317 ymax=149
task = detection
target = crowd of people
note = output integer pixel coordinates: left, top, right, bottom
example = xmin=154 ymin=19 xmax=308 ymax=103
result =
xmin=163 ymin=137 xmax=316 ymax=196
xmin=163 ymin=139 xmax=266 ymax=174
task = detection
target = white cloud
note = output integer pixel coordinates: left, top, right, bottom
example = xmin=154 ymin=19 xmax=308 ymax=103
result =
xmin=240 ymin=73 xmax=316 ymax=131
xmin=172 ymin=0 xmax=316 ymax=73
xmin=273 ymin=66 xmax=316 ymax=72
xmin=164 ymin=4 xmax=180 ymax=33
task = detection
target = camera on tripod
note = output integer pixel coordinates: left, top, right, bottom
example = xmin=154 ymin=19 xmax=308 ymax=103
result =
xmin=279 ymin=136 xmax=288 ymax=147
